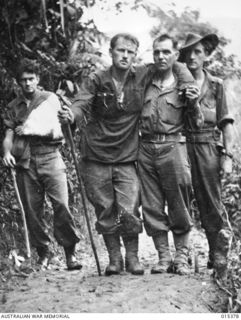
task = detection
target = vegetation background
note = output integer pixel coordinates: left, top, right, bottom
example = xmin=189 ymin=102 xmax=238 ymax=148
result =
xmin=1 ymin=0 xmax=241 ymax=312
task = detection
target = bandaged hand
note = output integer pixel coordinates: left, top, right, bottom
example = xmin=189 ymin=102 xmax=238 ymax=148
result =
xmin=58 ymin=105 xmax=75 ymax=124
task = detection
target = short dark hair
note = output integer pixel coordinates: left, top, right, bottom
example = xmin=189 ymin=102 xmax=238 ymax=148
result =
xmin=110 ymin=33 xmax=139 ymax=50
xmin=153 ymin=34 xmax=178 ymax=50
xmin=16 ymin=58 xmax=40 ymax=82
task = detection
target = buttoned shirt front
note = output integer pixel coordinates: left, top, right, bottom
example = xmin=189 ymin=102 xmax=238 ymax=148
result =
xmin=140 ymin=77 xmax=187 ymax=136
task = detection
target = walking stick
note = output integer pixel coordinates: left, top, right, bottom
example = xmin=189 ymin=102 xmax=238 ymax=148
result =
xmin=58 ymin=94 xmax=101 ymax=276
xmin=65 ymin=124 xmax=101 ymax=276
xmin=10 ymin=168 xmax=31 ymax=259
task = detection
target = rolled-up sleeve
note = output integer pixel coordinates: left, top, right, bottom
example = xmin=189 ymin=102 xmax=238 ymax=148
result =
xmin=216 ymin=80 xmax=234 ymax=129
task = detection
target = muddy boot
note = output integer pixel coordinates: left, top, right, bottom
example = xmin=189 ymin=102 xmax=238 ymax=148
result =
xmin=173 ymin=232 xmax=191 ymax=276
xmin=213 ymin=229 xmax=232 ymax=280
xmin=36 ymin=246 xmax=50 ymax=270
xmin=122 ymin=235 xmax=144 ymax=275
xmin=64 ymin=244 xmax=82 ymax=271
xmin=103 ymin=234 xmax=124 ymax=276
xmin=205 ymin=231 xmax=219 ymax=269
xmin=151 ymin=232 xmax=172 ymax=274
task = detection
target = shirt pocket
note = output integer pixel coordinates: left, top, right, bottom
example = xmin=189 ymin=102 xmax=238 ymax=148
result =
xmin=201 ymin=96 xmax=217 ymax=124
xmin=143 ymin=95 xmax=152 ymax=108
xmin=159 ymin=95 xmax=184 ymax=125
xmin=96 ymin=91 xmax=115 ymax=112
xmin=141 ymin=96 xmax=156 ymax=118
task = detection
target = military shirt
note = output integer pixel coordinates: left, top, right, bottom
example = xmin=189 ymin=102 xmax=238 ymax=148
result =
xmin=140 ymin=77 xmax=192 ymax=135
xmin=72 ymin=66 xmax=147 ymax=163
xmin=4 ymin=89 xmax=63 ymax=145
xmin=4 ymin=90 xmax=63 ymax=168
xmin=185 ymin=70 xmax=234 ymax=132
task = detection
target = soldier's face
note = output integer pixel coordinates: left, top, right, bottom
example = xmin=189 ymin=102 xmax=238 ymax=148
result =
xmin=110 ymin=37 xmax=137 ymax=71
xmin=19 ymin=72 xmax=39 ymax=95
xmin=185 ymin=43 xmax=208 ymax=71
xmin=153 ymin=39 xmax=179 ymax=72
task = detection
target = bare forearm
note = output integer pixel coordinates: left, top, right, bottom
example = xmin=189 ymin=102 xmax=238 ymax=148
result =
xmin=3 ymin=129 xmax=14 ymax=155
xmin=2 ymin=129 xmax=16 ymax=167
xmin=223 ymin=123 xmax=233 ymax=154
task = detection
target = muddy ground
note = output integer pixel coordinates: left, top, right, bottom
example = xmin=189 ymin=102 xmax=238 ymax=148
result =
xmin=0 ymin=228 xmax=227 ymax=313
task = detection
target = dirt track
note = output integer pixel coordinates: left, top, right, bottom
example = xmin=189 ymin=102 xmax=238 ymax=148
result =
xmin=0 ymin=229 xmax=226 ymax=313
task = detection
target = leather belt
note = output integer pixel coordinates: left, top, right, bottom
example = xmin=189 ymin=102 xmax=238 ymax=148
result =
xmin=186 ymin=131 xmax=221 ymax=143
xmin=30 ymin=144 xmax=60 ymax=155
xmin=141 ymin=133 xmax=186 ymax=143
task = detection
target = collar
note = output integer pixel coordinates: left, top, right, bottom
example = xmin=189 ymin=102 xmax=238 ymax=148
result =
xmin=108 ymin=65 xmax=136 ymax=77
xmin=97 ymin=66 xmax=137 ymax=88
xmin=151 ymin=73 xmax=177 ymax=95
xmin=146 ymin=64 xmax=184 ymax=90
xmin=17 ymin=89 xmax=41 ymax=106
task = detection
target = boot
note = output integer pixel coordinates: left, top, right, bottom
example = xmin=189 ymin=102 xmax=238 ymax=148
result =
xmin=64 ymin=244 xmax=82 ymax=271
xmin=173 ymin=232 xmax=191 ymax=276
xmin=122 ymin=235 xmax=144 ymax=275
xmin=103 ymin=234 xmax=124 ymax=276
xmin=205 ymin=231 xmax=219 ymax=269
xmin=213 ymin=229 xmax=232 ymax=279
xmin=151 ymin=232 xmax=172 ymax=274
xmin=36 ymin=245 xmax=50 ymax=270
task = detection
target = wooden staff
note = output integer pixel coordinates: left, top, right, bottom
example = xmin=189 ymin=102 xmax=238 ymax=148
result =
xmin=11 ymin=168 xmax=31 ymax=259
xmin=58 ymin=94 xmax=101 ymax=276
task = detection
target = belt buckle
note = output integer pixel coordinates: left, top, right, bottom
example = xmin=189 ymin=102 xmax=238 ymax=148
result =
xmin=157 ymin=134 xmax=166 ymax=142
xmin=189 ymin=135 xmax=195 ymax=143
xmin=213 ymin=129 xmax=220 ymax=141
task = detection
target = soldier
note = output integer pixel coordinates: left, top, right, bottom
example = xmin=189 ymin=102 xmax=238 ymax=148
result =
xmin=2 ymin=58 xmax=82 ymax=271
xmin=179 ymin=33 xmax=234 ymax=275
xmin=138 ymin=34 xmax=202 ymax=275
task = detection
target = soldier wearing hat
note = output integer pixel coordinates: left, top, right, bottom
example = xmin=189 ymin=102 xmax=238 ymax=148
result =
xmin=179 ymin=33 xmax=234 ymax=275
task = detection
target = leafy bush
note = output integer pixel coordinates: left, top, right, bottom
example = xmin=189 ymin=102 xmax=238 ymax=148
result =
xmin=0 ymin=0 xmax=105 ymax=263
xmin=216 ymin=146 xmax=241 ymax=312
